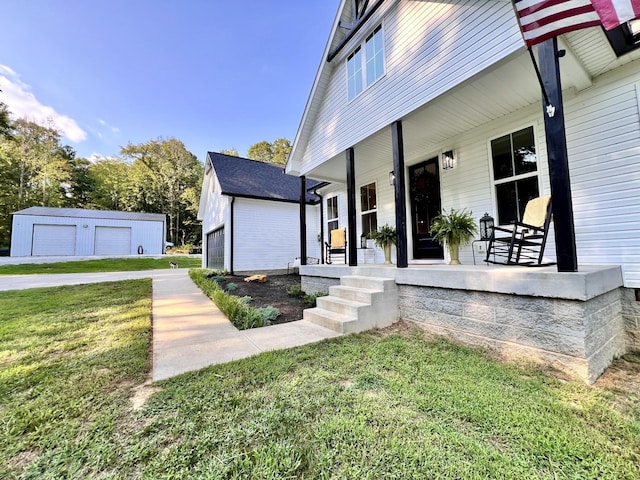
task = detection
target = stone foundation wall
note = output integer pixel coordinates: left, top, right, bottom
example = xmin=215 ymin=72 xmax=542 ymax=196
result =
xmin=398 ymin=285 xmax=625 ymax=384
xmin=301 ymin=276 xmax=340 ymax=295
xmin=621 ymin=288 xmax=640 ymax=352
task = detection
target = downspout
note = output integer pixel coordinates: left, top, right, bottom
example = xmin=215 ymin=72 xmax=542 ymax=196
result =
xmin=230 ymin=196 xmax=235 ymax=275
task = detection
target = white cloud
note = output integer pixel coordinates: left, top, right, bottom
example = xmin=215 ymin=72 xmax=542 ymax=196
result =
xmin=98 ymin=118 xmax=120 ymax=134
xmin=87 ymin=152 xmax=115 ymax=164
xmin=0 ymin=64 xmax=87 ymax=143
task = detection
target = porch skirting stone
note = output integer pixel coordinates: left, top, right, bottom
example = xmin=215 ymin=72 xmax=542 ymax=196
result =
xmin=621 ymin=287 xmax=640 ymax=352
xmin=301 ymin=276 xmax=340 ymax=295
xmin=301 ymin=263 xmax=631 ymax=384
xmin=398 ymin=285 xmax=625 ymax=384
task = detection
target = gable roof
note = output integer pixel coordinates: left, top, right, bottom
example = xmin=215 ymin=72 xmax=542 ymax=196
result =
xmin=207 ymin=152 xmax=322 ymax=204
xmin=286 ymin=0 xmax=348 ymax=175
xmin=13 ymin=207 xmax=166 ymax=222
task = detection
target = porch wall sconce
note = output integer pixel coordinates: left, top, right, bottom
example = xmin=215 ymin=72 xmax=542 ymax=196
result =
xmin=441 ymin=150 xmax=455 ymax=170
xmin=479 ymin=212 xmax=494 ymax=241
xmin=388 ymin=171 xmax=396 ymax=186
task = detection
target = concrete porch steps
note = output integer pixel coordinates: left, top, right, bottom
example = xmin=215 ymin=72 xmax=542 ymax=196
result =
xmin=303 ymin=275 xmax=398 ymax=333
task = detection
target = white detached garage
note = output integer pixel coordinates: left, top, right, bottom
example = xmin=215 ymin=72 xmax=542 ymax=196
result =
xmin=11 ymin=207 xmax=167 ymax=257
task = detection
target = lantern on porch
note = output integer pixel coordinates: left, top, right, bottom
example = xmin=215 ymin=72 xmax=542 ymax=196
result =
xmin=479 ymin=212 xmax=494 ymax=241
xmin=361 ymin=232 xmax=368 ymax=249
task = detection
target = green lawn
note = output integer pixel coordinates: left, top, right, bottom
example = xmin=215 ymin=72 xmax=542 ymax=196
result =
xmin=1 ymin=281 xmax=639 ymax=479
xmin=0 ymin=256 xmax=202 ymax=275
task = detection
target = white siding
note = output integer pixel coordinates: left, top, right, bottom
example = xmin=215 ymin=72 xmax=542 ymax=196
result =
xmin=564 ymin=68 xmax=640 ymax=287
xmin=199 ymin=170 xmax=231 ymax=269
xmin=233 ymin=198 xmax=320 ymax=273
xmin=298 ymin=0 xmax=523 ymax=173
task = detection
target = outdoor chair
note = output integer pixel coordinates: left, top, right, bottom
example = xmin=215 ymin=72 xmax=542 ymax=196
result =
xmin=325 ymin=228 xmax=347 ymax=264
xmin=485 ymin=195 xmax=554 ymax=266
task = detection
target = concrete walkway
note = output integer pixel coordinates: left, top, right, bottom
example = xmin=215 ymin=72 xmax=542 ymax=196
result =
xmin=0 ymin=268 xmax=341 ymax=381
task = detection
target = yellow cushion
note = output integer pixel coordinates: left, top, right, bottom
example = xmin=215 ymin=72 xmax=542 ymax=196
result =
xmin=522 ymin=195 xmax=551 ymax=227
xmin=330 ymin=229 xmax=346 ymax=247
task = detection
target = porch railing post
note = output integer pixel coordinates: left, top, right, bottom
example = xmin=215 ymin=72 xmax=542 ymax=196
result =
xmin=346 ymin=148 xmax=357 ymax=266
xmin=391 ymin=120 xmax=408 ymax=268
xmin=299 ymin=176 xmax=307 ymax=266
xmin=539 ymin=38 xmax=578 ymax=272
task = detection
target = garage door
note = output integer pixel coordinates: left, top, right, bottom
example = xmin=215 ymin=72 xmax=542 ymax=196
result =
xmin=32 ymin=224 xmax=76 ymax=256
xmin=94 ymin=226 xmax=131 ymax=255
xmin=207 ymin=227 xmax=224 ymax=270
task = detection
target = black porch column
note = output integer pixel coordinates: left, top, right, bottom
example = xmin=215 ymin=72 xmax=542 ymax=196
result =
xmin=299 ymin=176 xmax=307 ymax=265
xmin=391 ymin=121 xmax=408 ymax=268
xmin=346 ymin=148 xmax=358 ymax=266
xmin=539 ymin=38 xmax=578 ymax=272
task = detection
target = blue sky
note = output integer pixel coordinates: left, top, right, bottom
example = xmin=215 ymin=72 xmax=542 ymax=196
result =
xmin=0 ymin=1 xmax=338 ymax=162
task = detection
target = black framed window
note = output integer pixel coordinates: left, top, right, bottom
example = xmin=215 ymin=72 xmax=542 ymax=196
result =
xmin=491 ymin=126 xmax=539 ymax=225
xmin=346 ymin=24 xmax=385 ymax=101
xmin=360 ymin=182 xmax=378 ymax=237
xmin=326 ymin=196 xmax=339 ymax=233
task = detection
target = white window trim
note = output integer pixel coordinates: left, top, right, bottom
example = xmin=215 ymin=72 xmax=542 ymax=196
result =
xmin=326 ymin=195 xmax=339 ymax=235
xmin=359 ymin=181 xmax=378 ymax=238
xmin=346 ymin=23 xmax=386 ymax=102
xmin=487 ymin=124 xmax=543 ymax=226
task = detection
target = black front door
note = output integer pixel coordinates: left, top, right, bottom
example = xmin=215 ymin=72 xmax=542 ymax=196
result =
xmin=409 ymin=158 xmax=443 ymax=260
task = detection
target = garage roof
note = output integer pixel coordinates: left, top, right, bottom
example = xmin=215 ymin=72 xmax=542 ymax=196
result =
xmin=13 ymin=207 xmax=166 ymax=222
xmin=207 ymin=152 xmax=322 ymax=204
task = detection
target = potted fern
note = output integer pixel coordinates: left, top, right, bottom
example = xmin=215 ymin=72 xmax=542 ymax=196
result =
xmin=369 ymin=224 xmax=397 ymax=264
xmin=429 ymin=208 xmax=477 ymax=265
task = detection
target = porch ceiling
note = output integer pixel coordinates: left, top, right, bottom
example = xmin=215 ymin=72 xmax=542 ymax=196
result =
xmin=308 ymin=49 xmax=543 ymax=183
xmin=305 ymin=24 xmax=639 ymax=184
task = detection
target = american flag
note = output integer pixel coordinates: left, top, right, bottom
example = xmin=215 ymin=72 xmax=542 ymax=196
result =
xmin=514 ymin=0 xmax=640 ymax=46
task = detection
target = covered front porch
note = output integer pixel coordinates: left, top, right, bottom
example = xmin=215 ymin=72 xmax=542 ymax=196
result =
xmin=300 ymin=262 xmax=630 ymax=384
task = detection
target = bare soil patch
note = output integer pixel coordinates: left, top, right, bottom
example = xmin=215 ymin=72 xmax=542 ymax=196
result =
xmin=215 ymin=274 xmax=307 ymax=324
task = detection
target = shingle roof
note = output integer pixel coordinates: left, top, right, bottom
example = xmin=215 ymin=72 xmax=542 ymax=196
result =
xmin=207 ymin=152 xmax=322 ymax=204
xmin=13 ymin=207 xmax=166 ymax=222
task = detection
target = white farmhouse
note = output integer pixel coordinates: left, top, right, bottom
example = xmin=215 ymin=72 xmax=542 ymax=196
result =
xmin=285 ymin=0 xmax=640 ymax=382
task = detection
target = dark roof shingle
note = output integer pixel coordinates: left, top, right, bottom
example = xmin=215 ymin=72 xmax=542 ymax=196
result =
xmin=207 ymin=152 xmax=321 ymax=204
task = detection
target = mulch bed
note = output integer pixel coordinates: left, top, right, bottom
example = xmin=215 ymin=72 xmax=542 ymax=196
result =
xmin=215 ymin=274 xmax=307 ymax=325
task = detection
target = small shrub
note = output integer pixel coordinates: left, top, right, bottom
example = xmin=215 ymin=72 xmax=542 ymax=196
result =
xmin=226 ymin=282 xmax=238 ymax=292
xmin=256 ymin=306 xmax=280 ymax=324
xmin=190 ymin=269 xmax=266 ymax=330
xmin=287 ymin=285 xmax=305 ymax=298
xmin=239 ymin=296 xmax=252 ymax=304
xmin=304 ymin=291 xmax=328 ymax=307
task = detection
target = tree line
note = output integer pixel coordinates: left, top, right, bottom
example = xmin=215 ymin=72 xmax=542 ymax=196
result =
xmin=0 ymin=98 xmax=293 ymax=249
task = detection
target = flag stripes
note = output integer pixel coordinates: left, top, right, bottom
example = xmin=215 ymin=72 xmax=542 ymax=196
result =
xmin=592 ymin=0 xmax=640 ymax=29
xmin=514 ymin=0 xmax=601 ymax=46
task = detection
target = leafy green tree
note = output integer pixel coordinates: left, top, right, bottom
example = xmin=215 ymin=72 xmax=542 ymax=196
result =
xmin=247 ymin=138 xmax=291 ymax=165
xmin=0 ymin=100 xmax=13 ymax=140
xmin=87 ymin=158 xmax=131 ymax=210
xmin=219 ymin=148 xmax=239 ymax=157
xmin=271 ymin=137 xmax=292 ymax=165
xmin=247 ymin=140 xmax=273 ymax=163
xmin=0 ymin=118 xmax=76 ymax=245
xmin=120 ymin=138 xmax=203 ymax=245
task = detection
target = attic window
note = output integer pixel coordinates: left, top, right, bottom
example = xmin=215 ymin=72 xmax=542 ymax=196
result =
xmin=346 ymin=25 xmax=385 ymax=101
xmin=604 ymin=19 xmax=640 ymax=57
